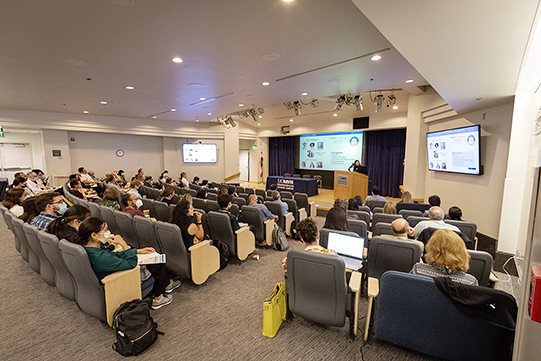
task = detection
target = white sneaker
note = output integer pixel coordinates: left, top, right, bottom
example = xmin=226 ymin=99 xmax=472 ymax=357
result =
xmin=165 ymin=279 xmax=182 ymax=294
xmin=151 ymin=294 xmax=173 ymax=310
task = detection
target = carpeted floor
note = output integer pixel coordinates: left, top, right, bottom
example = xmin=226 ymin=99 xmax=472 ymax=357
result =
xmin=0 ymin=214 xmax=501 ymax=361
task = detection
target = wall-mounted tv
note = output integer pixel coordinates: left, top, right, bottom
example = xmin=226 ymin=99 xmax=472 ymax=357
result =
xmin=182 ymin=143 xmax=217 ymax=163
xmin=426 ymin=124 xmax=482 ymax=175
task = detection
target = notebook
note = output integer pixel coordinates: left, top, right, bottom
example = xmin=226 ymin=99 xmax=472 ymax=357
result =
xmin=327 ymin=232 xmax=365 ymax=270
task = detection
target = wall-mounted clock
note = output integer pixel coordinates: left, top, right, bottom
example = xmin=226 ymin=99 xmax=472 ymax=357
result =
xmin=116 ymin=149 xmax=125 ymax=157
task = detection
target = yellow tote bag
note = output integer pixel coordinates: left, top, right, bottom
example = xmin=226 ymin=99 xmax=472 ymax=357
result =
xmin=262 ymin=282 xmax=287 ymax=338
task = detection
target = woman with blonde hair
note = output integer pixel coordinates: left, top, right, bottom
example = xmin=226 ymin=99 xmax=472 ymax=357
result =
xmin=383 ymin=201 xmax=397 ymax=214
xmin=411 ymin=229 xmax=478 ymax=285
xmin=398 ymin=191 xmax=415 ymax=204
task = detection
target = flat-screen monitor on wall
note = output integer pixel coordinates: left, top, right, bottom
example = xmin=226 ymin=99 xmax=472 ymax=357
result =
xmin=426 ymin=124 xmax=482 ymax=175
xmin=182 ymin=143 xmax=217 ymax=163
xmin=298 ymin=131 xmax=363 ymax=171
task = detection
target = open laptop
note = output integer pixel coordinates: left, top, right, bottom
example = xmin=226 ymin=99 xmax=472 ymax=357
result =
xmin=327 ymin=231 xmax=365 ymax=270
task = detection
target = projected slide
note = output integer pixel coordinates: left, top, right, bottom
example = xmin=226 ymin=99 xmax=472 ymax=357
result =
xmin=426 ymin=125 xmax=481 ymax=175
xmin=299 ymin=131 xmax=363 ymax=171
xmin=182 ymin=143 xmax=217 ymax=163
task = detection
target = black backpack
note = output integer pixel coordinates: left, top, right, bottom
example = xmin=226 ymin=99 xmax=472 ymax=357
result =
xmin=112 ymin=299 xmax=163 ymax=356
xmin=272 ymin=224 xmax=289 ymax=251
xmin=213 ymin=239 xmax=229 ymax=270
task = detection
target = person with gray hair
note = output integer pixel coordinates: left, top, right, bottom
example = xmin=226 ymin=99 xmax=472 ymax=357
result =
xmin=414 ymin=206 xmax=460 ymax=239
xmin=383 ymin=218 xmax=424 ymax=252
xmin=271 ymin=191 xmax=288 ymax=216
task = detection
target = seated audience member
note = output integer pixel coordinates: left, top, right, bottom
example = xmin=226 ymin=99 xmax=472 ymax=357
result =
xmin=247 ymin=194 xmax=278 ymax=224
xmin=201 ymin=179 xmax=209 ymax=188
xmin=227 ymin=185 xmax=238 ymax=197
xmin=423 ymin=194 xmax=447 ymax=217
xmin=448 ymin=206 xmax=463 ymax=221
xmin=334 ymin=197 xmax=357 ymax=219
xmin=88 ymin=170 xmax=98 ymax=181
xmin=116 ymin=169 xmax=127 ymax=186
xmin=128 ymin=180 xmax=143 ymax=200
xmin=78 ymin=167 xmax=95 ymax=187
xmin=218 ymin=186 xmax=229 ymax=196
xmin=414 ymin=206 xmax=460 ymax=239
xmin=78 ymin=217 xmax=178 ymax=309
xmin=347 ymin=198 xmax=358 ymax=211
xmin=269 ymin=183 xmax=278 ymax=191
xmin=323 ymin=206 xmax=349 ymax=231
xmin=353 ymin=195 xmax=363 ymax=208
xmin=101 ymin=187 xmax=121 ymax=210
xmin=196 ymin=189 xmax=208 ymax=199
xmin=170 ymin=198 xmax=205 ymax=250
xmin=364 ymin=186 xmax=387 ymax=206
xmin=179 ymin=172 xmax=190 ymax=188
xmin=282 ymin=217 xmax=337 ymax=270
xmin=12 ymin=176 xmax=27 ymax=190
xmin=384 ymin=218 xmax=424 ymax=252
xmin=193 ymin=176 xmax=200 ymax=185
xmin=411 ymin=229 xmax=478 ymax=285
xmin=13 ymin=171 xmax=26 ymax=181
xmin=2 ymin=188 xmax=25 ymax=217
xmin=69 ymin=179 xmax=87 ymax=200
xmin=143 ymin=176 xmax=155 ymax=188
xmin=217 ymin=193 xmax=240 ymax=232
xmin=25 ymin=171 xmax=43 ymax=196
xmin=159 ymin=170 xmax=170 ymax=185
xmin=160 ymin=185 xmax=177 ymax=205
xmin=32 ymin=169 xmax=48 ymax=188
xmin=20 ymin=197 xmax=39 ymax=223
xmin=31 ymin=192 xmax=66 ymax=231
xmin=122 ymin=193 xmax=145 ymax=217
xmin=105 ymin=173 xmax=121 ymax=189
xmin=48 ymin=205 xmax=91 ymax=243
xmin=271 ymin=191 xmax=288 ymax=216
xmin=383 ymin=201 xmax=397 ymax=214
xmin=398 ymin=191 xmax=417 ymax=204
xmin=135 ymin=168 xmax=145 ymax=181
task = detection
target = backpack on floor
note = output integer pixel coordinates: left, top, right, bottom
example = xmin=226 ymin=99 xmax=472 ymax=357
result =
xmin=112 ymin=299 xmax=163 ymax=356
xmin=272 ymin=224 xmax=289 ymax=251
xmin=213 ymin=239 xmax=229 ymax=270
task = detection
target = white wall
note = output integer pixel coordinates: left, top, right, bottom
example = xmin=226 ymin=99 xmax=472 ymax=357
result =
xmin=0 ymin=129 xmax=45 ymax=174
xmin=42 ymin=129 xmax=70 ymax=177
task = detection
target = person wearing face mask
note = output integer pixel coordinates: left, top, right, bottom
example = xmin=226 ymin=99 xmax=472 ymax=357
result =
xmin=48 ymin=205 xmax=91 ymax=243
xmin=122 ymin=193 xmax=145 ymax=217
xmin=78 ymin=217 xmax=179 ymax=310
xmin=128 ymin=180 xmax=143 ymax=200
xmin=68 ymin=179 xmax=87 ymax=200
xmin=25 ymin=171 xmax=44 ymax=196
xmin=31 ymin=192 xmax=67 ymax=231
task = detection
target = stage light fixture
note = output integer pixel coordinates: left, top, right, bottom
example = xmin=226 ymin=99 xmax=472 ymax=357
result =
xmin=335 ymin=95 xmax=346 ymax=111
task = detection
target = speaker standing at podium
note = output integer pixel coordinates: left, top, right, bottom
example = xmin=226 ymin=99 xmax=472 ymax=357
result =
xmin=348 ymin=160 xmax=363 ymax=173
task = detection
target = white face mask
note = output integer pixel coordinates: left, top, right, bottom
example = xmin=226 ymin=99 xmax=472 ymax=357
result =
xmin=99 ymin=230 xmax=112 ymax=244
xmin=135 ymin=199 xmax=143 ymax=208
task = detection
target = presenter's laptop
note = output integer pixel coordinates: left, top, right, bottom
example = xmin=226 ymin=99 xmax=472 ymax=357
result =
xmin=327 ymin=232 xmax=365 ymax=270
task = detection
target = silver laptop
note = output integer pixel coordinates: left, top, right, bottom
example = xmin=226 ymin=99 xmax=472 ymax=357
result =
xmin=327 ymin=232 xmax=365 ymax=270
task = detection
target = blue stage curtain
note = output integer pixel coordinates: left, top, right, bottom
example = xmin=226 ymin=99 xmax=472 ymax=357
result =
xmin=365 ymin=129 xmax=406 ymax=198
xmin=269 ymin=136 xmax=295 ymax=176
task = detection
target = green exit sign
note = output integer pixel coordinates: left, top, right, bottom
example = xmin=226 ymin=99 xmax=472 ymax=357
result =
xmin=0 ymin=126 xmax=4 ymax=137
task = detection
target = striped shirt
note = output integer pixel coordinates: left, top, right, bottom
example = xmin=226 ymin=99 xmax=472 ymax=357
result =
xmin=411 ymin=262 xmax=478 ymax=286
xmin=31 ymin=212 xmax=57 ymax=231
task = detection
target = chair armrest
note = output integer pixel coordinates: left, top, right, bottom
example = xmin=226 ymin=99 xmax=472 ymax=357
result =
xmin=284 ymin=212 xmax=294 ymax=236
xmin=367 ymin=276 xmax=379 ymax=298
xmin=264 ymin=219 xmax=275 ymax=246
xmin=298 ymin=207 xmax=307 ymax=221
xmin=309 ymin=201 xmax=317 ymax=217
xmin=348 ymin=271 xmax=362 ymax=293
xmin=489 ymin=271 xmax=499 ymax=289
xmin=188 ymin=239 xmax=212 ymax=252
xmin=102 ymin=266 xmax=142 ymax=327
xmin=236 ymin=226 xmax=255 ymax=261
xmin=189 ymin=240 xmax=219 ymax=285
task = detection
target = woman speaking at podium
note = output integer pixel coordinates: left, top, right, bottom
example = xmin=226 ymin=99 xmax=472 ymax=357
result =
xmin=348 ymin=160 xmax=363 ymax=173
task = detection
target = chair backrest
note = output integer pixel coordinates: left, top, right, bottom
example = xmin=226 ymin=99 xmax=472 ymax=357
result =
xmin=265 ymin=201 xmax=285 ymax=229
xmin=133 ymin=215 xmax=161 ymax=251
xmin=193 ymin=198 xmax=207 ymax=212
xmin=232 ymin=197 xmax=246 ymax=207
xmin=238 ymin=193 xmax=250 ymax=202
xmin=358 ymin=206 xmax=371 ymax=213
xmin=171 ymin=194 xmax=180 ymax=204
xmin=38 ymin=231 xmax=76 ymax=300
xmin=245 ymin=187 xmax=255 ymax=195
xmin=208 ymin=211 xmax=237 ymax=256
xmin=302 ymin=174 xmax=312 ymax=178
xmin=154 ymin=222 xmax=190 ymax=279
xmin=23 ymin=223 xmax=55 ymax=285
xmin=371 ymin=213 xmax=402 ymax=229
xmin=348 ymin=219 xmax=368 ymax=240
xmin=3 ymin=210 xmax=17 ymax=250
xmin=292 ymin=174 xmax=301 ymax=178
xmin=407 ymin=216 xmax=429 ymax=227
xmin=236 ymin=186 xmax=245 ymax=194
xmin=255 ymin=189 xmax=265 ymax=197
xmin=154 ymin=201 xmax=172 ymax=222
xmin=395 ymin=203 xmax=431 ymax=213
xmin=398 ymin=209 xmax=423 ymax=218
xmin=319 ymin=228 xmax=360 ymax=249
xmin=173 ymin=186 xmax=183 ymax=195
xmin=194 ymin=208 xmax=211 ymax=240
xmin=467 ymin=250 xmax=493 ymax=287
xmin=114 ymin=211 xmax=141 ymax=249
xmin=206 ymin=192 xmax=217 ymax=201
xmin=265 ymin=196 xmax=273 ymax=202
xmin=283 ymin=173 xmax=291 ymax=177
xmin=283 ymin=199 xmax=298 ymax=221
xmin=372 ymin=207 xmax=384 ymax=214
xmin=205 ymin=200 xmax=220 ymax=212
xmin=187 ymin=189 xmax=197 ymax=197
xmin=280 ymin=191 xmax=293 ymax=199
xmin=10 ymin=216 xmax=31 ymax=262
xmin=1 ymin=204 xmax=12 ymax=229
xmin=58 ymin=239 xmax=106 ymax=321
xmin=240 ymin=205 xmax=264 ymax=243
xmin=347 ymin=210 xmax=370 ymax=225
xmin=141 ymin=198 xmax=157 ymax=218
xmin=365 ymin=200 xmax=387 ymax=211
xmin=229 ymin=203 xmax=239 ymax=216
xmin=286 ymin=249 xmax=347 ymax=327
xmin=294 ymin=192 xmax=310 ymax=217
xmin=88 ymin=202 xmax=101 ymax=218
xmin=99 ymin=206 xmax=121 ymax=235
xmin=372 ymin=222 xmax=394 ymax=237
xmin=445 ymin=220 xmax=477 ymax=241
xmin=365 ymin=236 xmax=422 ymax=279
xmin=374 ymin=271 xmax=508 ymax=361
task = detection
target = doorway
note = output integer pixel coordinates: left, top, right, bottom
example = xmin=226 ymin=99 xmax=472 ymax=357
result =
xmin=239 ymin=150 xmax=249 ymax=181
xmin=0 ymin=143 xmax=33 ymax=180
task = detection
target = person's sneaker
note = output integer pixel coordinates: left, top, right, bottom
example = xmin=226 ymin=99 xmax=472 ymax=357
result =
xmin=151 ymin=294 xmax=173 ymax=310
xmin=165 ymin=279 xmax=182 ymax=294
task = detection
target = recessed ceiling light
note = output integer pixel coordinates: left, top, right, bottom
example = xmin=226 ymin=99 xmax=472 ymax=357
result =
xmin=262 ymin=82 xmax=270 ymax=86
xmin=100 ymin=101 xmax=107 ymax=105
xmin=207 ymin=112 xmax=212 ymax=116
xmin=301 ymin=92 xmax=308 ymax=96
xmin=333 ymin=113 xmax=338 ymax=117
xmin=261 ymin=53 xmax=281 ymax=61
xmin=171 ymin=108 xmax=176 ymax=112
xmin=196 ymin=119 xmax=199 ymax=122
xmin=172 ymin=57 xmax=183 ymax=63
xmin=371 ymin=55 xmax=382 ymax=61
xmin=152 ymin=116 xmax=157 ymax=119
xmin=189 ymin=83 xmax=203 ymax=88
xmin=125 ymin=85 xmax=134 ymax=90
xmin=239 ymin=103 xmax=244 ymax=107
xmin=405 ymin=79 xmax=414 ymax=83
xmin=393 ymin=106 xmax=398 ymax=110
xmin=283 ymin=0 xmax=294 ymax=2
xmin=290 ymin=119 xmax=294 ymax=122
xmin=83 ymin=110 xmax=89 ymax=114
xmin=199 ymin=97 xmax=206 ymax=101
xmin=258 ymin=115 xmax=263 ymax=119
xmin=258 ymin=123 xmax=261 ymax=126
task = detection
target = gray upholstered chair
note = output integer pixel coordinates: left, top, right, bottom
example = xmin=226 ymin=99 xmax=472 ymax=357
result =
xmin=467 ymin=250 xmax=493 ymax=287
xmin=238 ymin=193 xmax=250 ymax=202
xmin=265 ymin=201 xmax=286 ymax=230
xmin=207 ymin=211 xmax=255 ymax=261
xmin=358 ymin=205 xmax=371 ymax=213
xmin=236 ymin=186 xmax=245 ymax=194
xmin=348 ymin=219 xmax=368 ymax=240
xmin=286 ymin=249 xmax=362 ymax=340
xmin=58 ymin=239 xmax=148 ymax=326
xmin=187 ymin=189 xmax=197 ymax=197
xmin=232 ymin=196 xmax=246 ymax=208
xmin=373 ymin=271 xmax=513 ymax=361
xmin=372 ymin=222 xmax=394 ymax=237
xmin=38 ymin=231 xmax=76 ymax=300
xmin=294 ymin=192 xmax=316 ymax=217
xmin=283 ymin=173 xmax=291 ymax=177
xmin=302 ymin=174 xmax=312 ymax=178
xmin=133 ymin=215 xmax=161 ymax=250
xmin=395 ymin=203 xmax=431 ymax=214
xmin=205 ymin=200 xmax=220 ymax=212
xmin=0 ymin=204 xmax=11 ymax=229
xmin=406 ymin=215 xmax=429 ymax=228
xmin=206 ymin=192 xmax=217 ymax=201
xmin=229 ymin=203 xmax=239 ymax=217
xmin=292 ymin=174 xmax=301 ymax=178
xmin=10 ymin=216 xmax=31 ymax=263
xmin=255 ymin=189 xmax=265 ymax=197
xmin=372 ymin=207 xmax=384 ymax=214
xmin=398 ymin=209 xmax=423 ymax=218
xmin=192 ymin=198 xmax=206 ymax=212
xmin=365 ymin=199 xmax=386 ymax=211
xmin=193 ymin=208 xmax=211 ymax=240
xmin=319 ymin=228 xmax=360 ymax=249
xmin=88 ymin=202 xmax=101 ymax=218
xmin=23 ymin=223 xmax=55 ymax=286
xmin=114 ymin=211 xmax=141 ymax=249
xmin=347 ymin=210 xmax=370 ymax=226
xmin=154 ymin=201 xmax=172 ymax=222
xmin=280 ymin=191 xmax=293 ymax=199
xmin=99 ymin=206 xmax=121 ymax=235
xmin=154 ymin=221 xmax=219 ymax=285
xmin=141 ymin=198 xmax=157 ymax=218
xmin=3 ymin=210 xmax=18 ymax=252
xmin=244 ymin=187 xmax=255 ymax=195
xmin=240 ymin=205 xmax=275 ymax=245
xmin=364 ymin=236 xmax=422 ymax=340
xmin=371 ymin=213 xmax=402 ymax=230
xmin=445 ymin=220 xmax=477 ymax=242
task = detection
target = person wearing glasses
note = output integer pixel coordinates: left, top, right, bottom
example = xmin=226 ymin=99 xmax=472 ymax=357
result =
xmin=30 ymin=192 xmax=67 ymax=231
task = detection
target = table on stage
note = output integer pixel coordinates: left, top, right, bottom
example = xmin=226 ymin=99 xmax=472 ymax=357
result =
xmin=266 ymin=176 xmax=318 ymax=197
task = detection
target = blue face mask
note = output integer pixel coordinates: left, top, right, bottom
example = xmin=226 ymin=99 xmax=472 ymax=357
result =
xmin=34 ymin=177 xmax=39 ymax=182
xmin=42 ymin=175 xmax=46 ymax=179
xmin=57 ymin=202 xmax=67 ymax=215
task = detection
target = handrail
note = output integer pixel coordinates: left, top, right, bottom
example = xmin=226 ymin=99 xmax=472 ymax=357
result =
xmin=224 ymin=172 xmax=241 ymax=182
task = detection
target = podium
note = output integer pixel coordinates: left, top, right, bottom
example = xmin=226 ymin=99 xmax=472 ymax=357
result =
xmin=334 ymin=170 xmax=368 ymax=201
